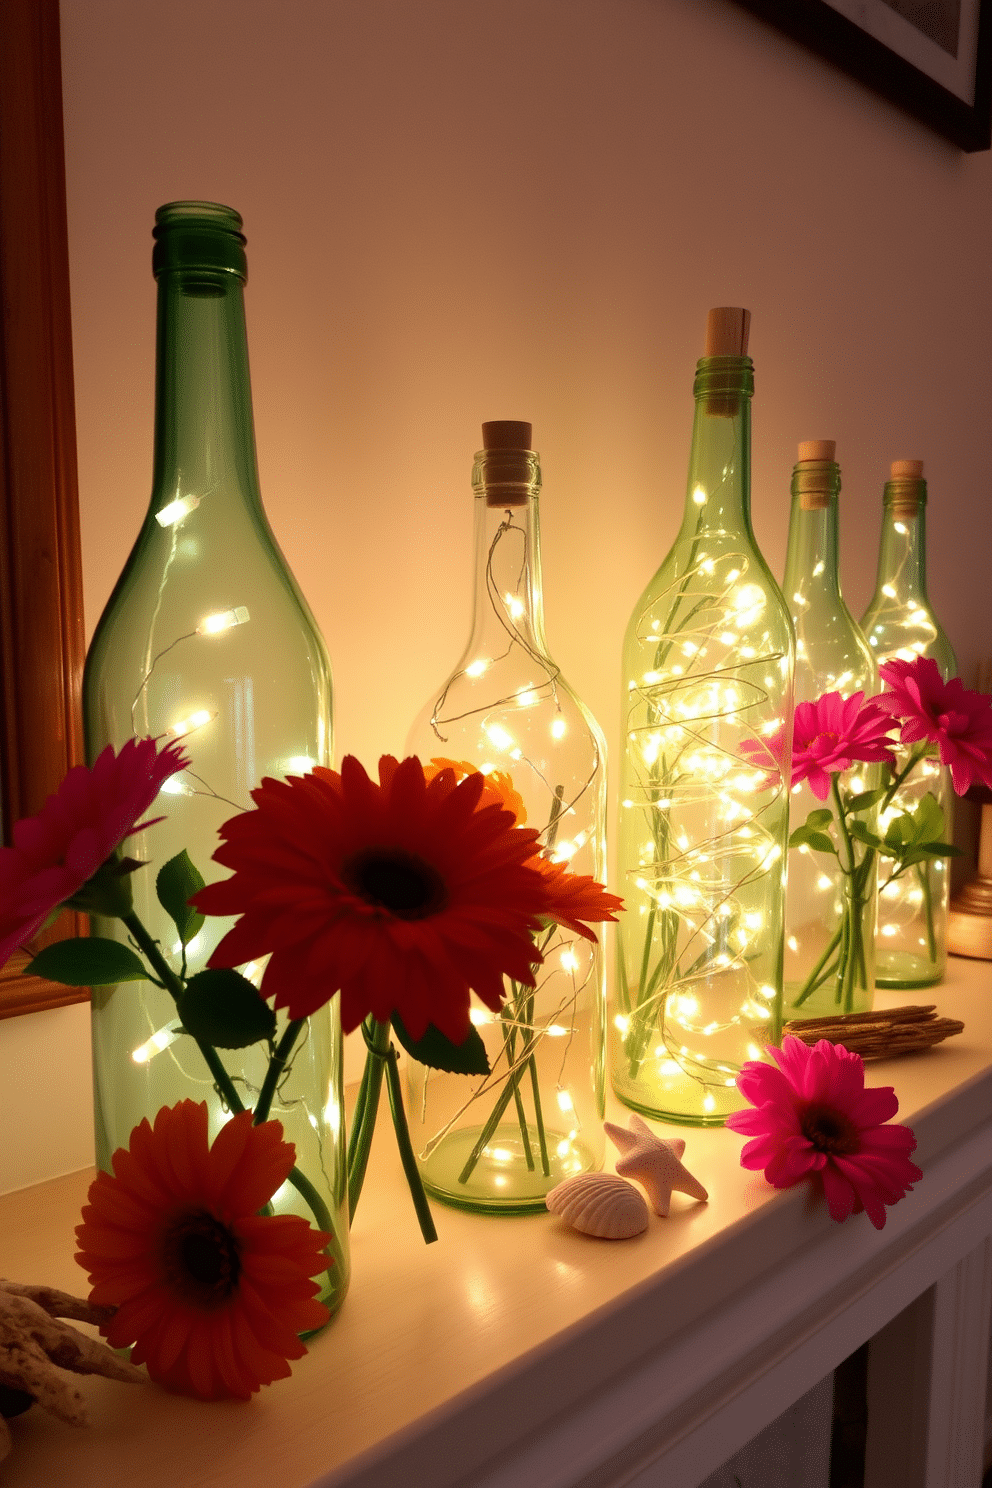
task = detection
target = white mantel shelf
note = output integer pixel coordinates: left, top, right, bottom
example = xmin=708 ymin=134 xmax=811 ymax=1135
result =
xmin=3 ymin=962 xmax=992 ymax=1488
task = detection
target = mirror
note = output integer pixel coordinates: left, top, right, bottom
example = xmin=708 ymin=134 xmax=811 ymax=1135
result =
xmin=0 ymin=0 xmax=88 ymax=1018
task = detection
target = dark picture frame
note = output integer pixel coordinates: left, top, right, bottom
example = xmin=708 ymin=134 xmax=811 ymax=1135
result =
xmin=733 ymin=0 xmax=992 ymax=151
xmin=0 ymin=0 xmax=89 ymax=1018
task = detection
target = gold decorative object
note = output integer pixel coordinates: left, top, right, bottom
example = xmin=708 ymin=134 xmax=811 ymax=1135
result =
xmin=604 ymin=1114 xmax=709 ymax=1216
xmin=783 ymin=1004 xmax=964 ymax=1060
xmin=0 ymin=1279 xmax=144 ymax=1460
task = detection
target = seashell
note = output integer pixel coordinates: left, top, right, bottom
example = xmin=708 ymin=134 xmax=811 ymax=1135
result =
xmin=545 ymin=1172 xmax=649 ymax=1239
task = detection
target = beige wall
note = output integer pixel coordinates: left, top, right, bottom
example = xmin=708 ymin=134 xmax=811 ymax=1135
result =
xmin=5 ymin=0 xmax=992 ymax=1190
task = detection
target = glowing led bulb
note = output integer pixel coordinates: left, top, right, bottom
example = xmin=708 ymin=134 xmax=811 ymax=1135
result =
xmin=170 ymin=708 xmax=215 ymax=739
xmin=465 ymin=659 xmax=488 ymax=678
xmin=551 ymin=717 xmax=567 ymax=739
xmin=504 ymin=593 xmax=525 ymax=620
xmin=155 ymin=493 xmax=200 ymax=527
xmin=556 ymin=1089 xmax=575 ymax=1113
xmin=197 ymin=605 xmax=249 ymax=636
xmin=485 ymin=723 xmax=514 ymax=750
xmin=692 ymin=485 xmax=707 ymax=505
xmin=132 ymin=1023 xmax=182 ymax=1065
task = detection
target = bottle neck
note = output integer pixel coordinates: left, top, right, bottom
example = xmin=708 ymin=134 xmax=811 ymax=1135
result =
xmin=872 ymin=481 xmax=928 ymax=602
xmin=467 ymin=449 xmax=548 ymax=654
xmin=151 ymin=269 xmax=261 ymax=511
xmin=680 ymin=356 xmax=754 ymax=541
xmin=783 ymin=463 xmax=842 ymax=606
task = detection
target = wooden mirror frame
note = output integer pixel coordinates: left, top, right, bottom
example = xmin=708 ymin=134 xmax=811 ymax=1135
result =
xmin=0 ymin=0 xmax=88 ymax=1018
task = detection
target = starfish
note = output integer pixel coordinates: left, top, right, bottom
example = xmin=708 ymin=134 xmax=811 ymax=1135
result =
xmin=604 ymin=1114 xmax=708 ymax=1216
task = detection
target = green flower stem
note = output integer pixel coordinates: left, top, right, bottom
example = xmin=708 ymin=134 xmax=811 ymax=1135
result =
xmin=122 ymin=911 xmax=337 ymax=1264
xmin=458 ymin=1051 xmax=532 ymax=1183
xmin=526 ymin=993 xmax=551 ymax=1177
xmin=916 ymin=862 xmax=938 ymax=963
xmin=881 ymin=743 xmax=932 ymax=811
xmin=254 ymin=1019 xmax=305 ymax=1127
xmin=381 ymin=1039 xmax=438 ymax=1245
xmin=792 ymin=925 xmax=843 ymax=1007
xmin=122 ymin=912 xmax=247 ymax=1117
xmin=347 ymin=1018 xmax=437 ymax=1245
xmin=348 ymin=1017 xmax=389 ymax=1219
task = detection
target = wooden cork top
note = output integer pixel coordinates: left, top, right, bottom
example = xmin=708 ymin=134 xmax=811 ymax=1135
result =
xmin=798 ymin=440 xmax=836 ymax=464
xmin=483 ymin=420 xmax=532 ymax=451
xmin=478 ymin=421 xmax=537 ymax=507
xmin=891 ymin=459 xmax=924 ymax=479
xmin=704 ymin=307 xmax=750 ymax=357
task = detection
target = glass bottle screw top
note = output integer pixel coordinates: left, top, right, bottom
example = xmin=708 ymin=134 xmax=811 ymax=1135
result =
xmin=861 ymin=459 xmax=957 ymax=988
xmin=82 ymin=202 xmax=346 ymax=1311
xmin=405 ymin=419 xmax=609 ymax=1212
xmin=614 ymin=308 xmax=794 ymax=1125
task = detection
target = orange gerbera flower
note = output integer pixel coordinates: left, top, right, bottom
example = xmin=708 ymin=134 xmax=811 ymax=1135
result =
xmin=75 ymin=1102 xmax=330 ymax=1401
xmin=424 ymin=757 xmax=527 ymax=824
xmin=192 ymin=755 xmax=621 ymax=1045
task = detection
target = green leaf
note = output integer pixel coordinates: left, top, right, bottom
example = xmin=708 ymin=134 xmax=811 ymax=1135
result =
xmin=919 ymin=841 xmax=962 ymax=860
xmin=789 ymin=823 xmax=836 ymax=854
xmin=25 ymin=936 xmax=147 ymax=987
xmin=845 ymin=788 xmax=887 ymax=813
xmin=391 ymin=1013 xmax=491 ymax=1075
xmin=848 ymin=821 xmax=884 ymax=850
xmin=912 ymin=793 xmax=945 ymax=843
xmin=156 ymin=851 xmax=206 ymax=947
xmin=177 ymin=969 xmax=276 ymax=1049
xmin=884 ymin=812 xmax=916 ymax=848
xmin=806 ymin=808 xmax=834 ymax=828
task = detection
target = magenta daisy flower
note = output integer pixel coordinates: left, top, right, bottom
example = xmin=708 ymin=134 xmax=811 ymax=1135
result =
xmin=725 ymin=1036 xmax=921 ymax=1228
xmin=790 ymin=691 xmax=898 ymax=800
xmin=0 ymin=737 xmax=188 ymax=966
xmin=879 ymin=656 xmax=992 ymax=796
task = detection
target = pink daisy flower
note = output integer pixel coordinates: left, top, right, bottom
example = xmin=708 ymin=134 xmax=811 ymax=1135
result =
xmin=0 ymin=737 xmax=188 ymax=966
xmin=879 ymin=656 xmax=992 ymax=796
xmin=725 ymin=1036 xmax=921 ymax=1229
xmin=790 ymin=691 xmax=898 ymax=800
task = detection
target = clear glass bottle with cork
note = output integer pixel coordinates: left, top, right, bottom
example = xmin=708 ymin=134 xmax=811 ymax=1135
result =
xmin=861 ymin=459 xmax=957 ymax=987
xmin=782 ymin=440 xmax=878 ymax=1018
xmin=404 ymin=420 xmax=609 ymax=1212
xmin=614 ymin=308 xmax=794 ymax=1125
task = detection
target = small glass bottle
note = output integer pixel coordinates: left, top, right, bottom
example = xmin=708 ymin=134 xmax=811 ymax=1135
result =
xmin=405 ymin=421 xmax=608 ymax=1212
xmin=861 ymin=460 xmax=957 ymax=988
xmin=83 ymin=203 xmax=347 ymax=1310
xmin=614 ymin=309 xmax=794 ymax=1126
xmin=782 ymin=441 xmax=878 ymax=1019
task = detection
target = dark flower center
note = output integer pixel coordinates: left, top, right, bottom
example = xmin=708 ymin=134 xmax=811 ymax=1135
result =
xmin=162 ymin=1209 xmax=241 ymax=1306
xmin=799 ymin=1102 xmax=860 ymax=1156
xmin=344 ymin=848 xmax=448 ymax=920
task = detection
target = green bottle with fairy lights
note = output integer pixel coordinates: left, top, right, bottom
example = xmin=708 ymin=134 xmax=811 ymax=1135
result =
xmin=781 ymin=441 xmax=878 ymax=1019
xmin=861 ymin=460 xmax=957 ymax=988
xmin=82 ymin=202 xmax=347 ymax=1310
xmin=613 ymin=308 xmax=794 ymax=1126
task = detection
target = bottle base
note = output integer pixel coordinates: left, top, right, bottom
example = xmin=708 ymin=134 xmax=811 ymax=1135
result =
xmin=612 ymin=1086 xmax=741 ymax=1129
xmin=418 ymin=1124 xmax=599 ymax=1214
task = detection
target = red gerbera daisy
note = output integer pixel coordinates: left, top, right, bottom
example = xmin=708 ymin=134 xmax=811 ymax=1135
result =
xmin=725 ymin=1037 xmax=921 ymax=1229
xmin=75 ymin=1101 xmax=330 ymax=1401
xmin=879 ymin=656 xmax=992 ymax=796
xmin=790 ymin=691 xmax=898 ymax=800
xmin=0 ymin=737 xmax=188 ymax=966
xmin=192 ymin=754 xmax=621 ymax=1045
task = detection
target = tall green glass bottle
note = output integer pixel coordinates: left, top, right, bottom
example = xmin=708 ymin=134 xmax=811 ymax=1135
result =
xmin=861 ymin=460 xmax=957 ymax=988
xmin=405 ymin=421 xmax=608 ymax=1212
xmin=82 ymin=203 xmax=347 ymax=1310
xmin=614 ymin=309 xmax=794 ymax=1126
xmin=781 ymin=442 xmax=878 ymax=1018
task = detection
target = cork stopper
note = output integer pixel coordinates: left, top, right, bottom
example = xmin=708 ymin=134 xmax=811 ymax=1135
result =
xmin=795 ymin=440 xmax=839 ymax=510
xmin=477 ymin=421 xmax=538 ymax=508
xmin=887 ymin=457 xmax=925 ymax=517
xmin=705 ymin=307 xmax=751 ymax=357
xmin=891 ymin=459 xmax=924 ymax=479
xmin=798 ymin=440 xmax=836 ymax=464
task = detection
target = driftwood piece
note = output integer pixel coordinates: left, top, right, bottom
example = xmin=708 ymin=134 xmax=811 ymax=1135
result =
xmin=783 ymin=1004 xmax=964 ymax=1060
xmin=0 ymin=1279 xmax=144 ymax=1461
